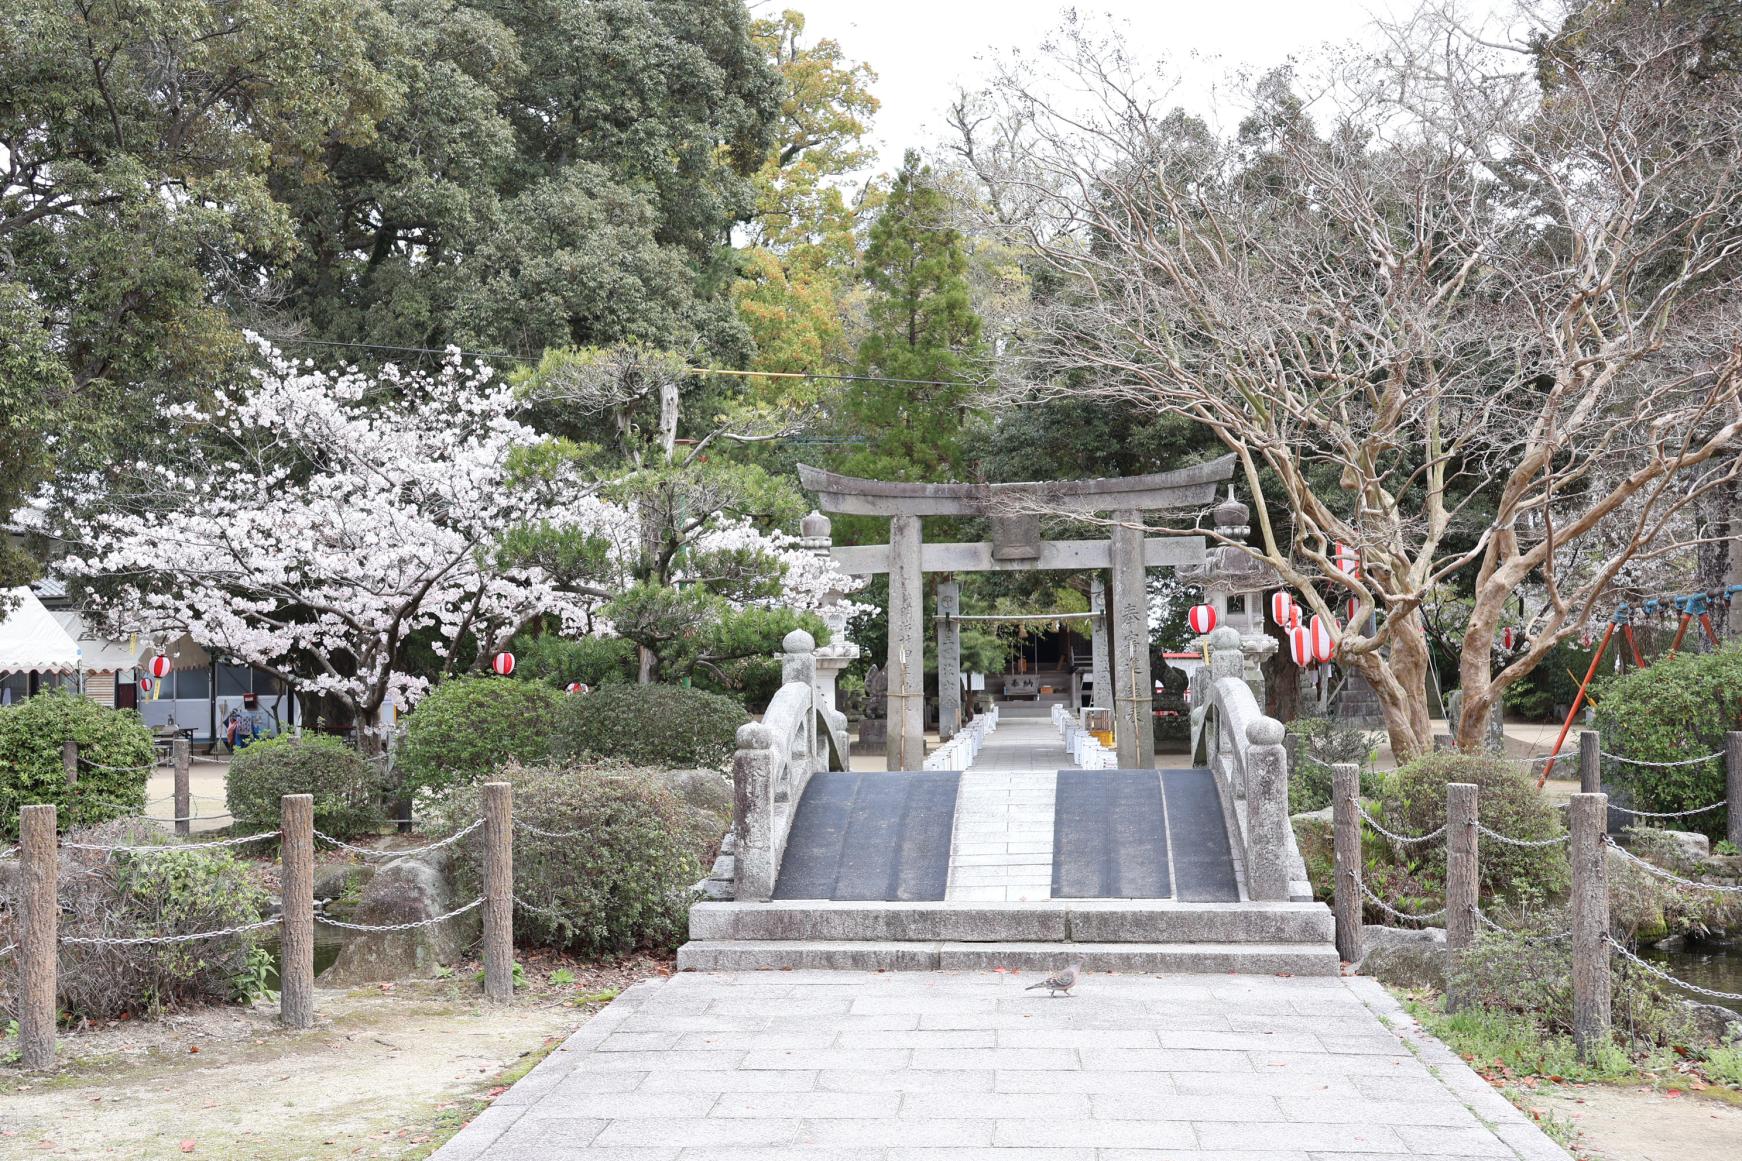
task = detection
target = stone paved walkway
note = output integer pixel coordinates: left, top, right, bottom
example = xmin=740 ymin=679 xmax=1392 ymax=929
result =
xmin=433 ymin=971 xmax=1568 ymax=1160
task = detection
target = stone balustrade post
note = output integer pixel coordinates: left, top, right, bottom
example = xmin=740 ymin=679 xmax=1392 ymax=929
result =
xmin=1243 ymin=717 xmax=1290 ymax=901
xmin=732 ymin=723 xmax=780 ymax=901
xmin=781 ymin=629 xmax=818 ymax=771
xmin=1208 ymin=626 xmax=1244 ymax=682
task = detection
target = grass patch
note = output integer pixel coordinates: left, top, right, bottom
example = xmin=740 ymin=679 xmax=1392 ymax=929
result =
xmin=1403 ymin=996 xmax=1640 ymax=1083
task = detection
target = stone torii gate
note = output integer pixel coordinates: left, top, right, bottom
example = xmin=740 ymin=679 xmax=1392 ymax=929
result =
xmin=798 ymin=457 xmax=1236 ymax=770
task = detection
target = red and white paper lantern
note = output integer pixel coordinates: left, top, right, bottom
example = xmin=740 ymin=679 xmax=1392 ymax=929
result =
xmin=1499 ymin=627 xmax=1515 ymax=651
xmin=1270 ymin=591 xmax=1296 ymax=627
xmin=1288 ymin=626 xmax=1313 ymax=667
xmin=1335 ymin=542 xmax=1360 ymax=577
xmin=138 ymin=676 xmax=154 ymax=695
xmin=565 ymin=681 xmax=590 ymax=695
xmin=1309 ymin=614 xmax=1336 ymax=663
xmin=491 ymin=651 xmax=516 ymax=677
xmin=148 ymin=653 xmax=172 ymax=679
xmin=1187 ymin=603 xmax=1217 ymax=635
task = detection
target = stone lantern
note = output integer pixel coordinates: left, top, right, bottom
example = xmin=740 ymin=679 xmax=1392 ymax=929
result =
xmin=798 ymin=510 xmax=861 ymax=715
xmin=1177 ymin=488 xmax=1279 ymax=696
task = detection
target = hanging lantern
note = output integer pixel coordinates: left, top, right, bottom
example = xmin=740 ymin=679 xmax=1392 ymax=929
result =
xmin=1270 ymin=591 xmax=1296 ymax=626
xmin=1346 ymin=598 xmax=1358 ymax=623
xmin=1187 ymin=604 xmax=1217 ymax=635
xmin=1309 ymin=614 xmax=1336 ymax=663
xmin=565 ymin=681 xmax=590 ymax=695
xmin=148 ymin=653 xmax=172 ymax=679
xmin=1499 ymin=627 xmax=1515 ymax=651
xmin=138 ymin=676 xmax=154 ymax=695
xmin=1290 ymin=605 xmax=1302 ymax=631
xmin=491 ymin=651 xmax=515 ymax=677
xmin=1289 ymin=626 xmax=1313 ymax=667
xmin=1334 ymin=542 xmax=1360 ymax=576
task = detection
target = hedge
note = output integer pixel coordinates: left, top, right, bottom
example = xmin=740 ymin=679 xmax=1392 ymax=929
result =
xmin=553 ymin=683 xmax=748 ymax=771
xmin=397 ymin=675 xmax=565 ymax=800
xmin=226 ymin=733 xmax=384 ymax=839
xmin=0 ymin=690 xmax=154 ymax=837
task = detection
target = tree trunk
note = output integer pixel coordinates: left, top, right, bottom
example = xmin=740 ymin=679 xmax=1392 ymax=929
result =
xmin=1343 ymin=613 xmax=1432 ymax=763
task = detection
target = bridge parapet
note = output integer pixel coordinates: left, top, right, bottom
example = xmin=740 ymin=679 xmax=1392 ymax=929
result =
xmin=1192 ymin=628 xmax=1306 ymax=902
xmin=732 ymin=631 xmax=851 ymax=900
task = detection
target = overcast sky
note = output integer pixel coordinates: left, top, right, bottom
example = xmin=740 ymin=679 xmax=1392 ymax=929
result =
xmin=764 ymin=0 xmax=1519 ymax=180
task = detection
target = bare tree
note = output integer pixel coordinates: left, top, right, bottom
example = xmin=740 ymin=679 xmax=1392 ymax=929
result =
xmin=953 ymin=4 xmax=1742 ymax=758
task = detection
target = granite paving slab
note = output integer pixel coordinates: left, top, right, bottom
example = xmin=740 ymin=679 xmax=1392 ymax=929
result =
xmin=432 ymin=971 xmax=1569 ymax=1161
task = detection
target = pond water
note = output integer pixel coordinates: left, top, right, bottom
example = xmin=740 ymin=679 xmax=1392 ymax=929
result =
xmin=261 ymin=932 xmax=345 ymax=990
xmin=1641 ymin=940 xmax=1742 ymax=1015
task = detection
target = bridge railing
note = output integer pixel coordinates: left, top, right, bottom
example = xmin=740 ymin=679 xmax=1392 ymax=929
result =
xmin=1190 ymin=628 xmax=1299 ymax=901
xmin=732 ymin=631 xmax=850 ymax=900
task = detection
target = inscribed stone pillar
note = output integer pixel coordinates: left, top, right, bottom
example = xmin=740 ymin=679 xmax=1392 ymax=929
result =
xmin=887 ymin=514 xmax=926 ymax=770
xmin=1111 ymin=510 xmax=1156 ymax=769
xmin=936 ymin=579 xmax=961 ymax=741
xmin=1090 ymin=575 xmax=1112 ymax=710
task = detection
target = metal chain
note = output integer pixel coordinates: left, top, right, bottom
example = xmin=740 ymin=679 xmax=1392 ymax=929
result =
xmin=513 ymin=894 xmax=569 ymax=919
xmin=1345 ymin=868 xmax=1448 ymax=924
xmin=0 ymin=845 xmax=16 ymax=861
xmin=1600 ymin=750 xmax=1724 ymax=768
xmin=514 ymin=820 xmax=590 ymax=840
xmin=1607 ymin=799 xmax=1728 ymax=820
xmin=313 ymin=818 xmax=482 ymax=859
xmin=1354 ymin=803 xmax=1446 ymax=846
xmin=1475 ymin=823 xmax=1570 ymax=848
xmin=316 ymin=896 xmax=483 ymax=932
xmin=1607 ymin=936 xmax=1742 ymax=1002
xmin=1605 ymin=838 xmax=1742 ymax=893
xmin=1470 ymin=906 xmax=1573 ymax=942
xmin=77 ymin=759 xmax=163 ymax=773
xmin=60 ymin=917 xmax=282 ymax=946
xmin=60 ymin=831 xmax=281 ymax=854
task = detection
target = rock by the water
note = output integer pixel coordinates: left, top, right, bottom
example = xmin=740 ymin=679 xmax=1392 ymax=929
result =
xmin=313 ymin=862 xmax=375 ymax=907
xmin=320 ymin=846 xmax=479 ymax=984
xmin=1356 ymin=924 xmax=1447 ymax=990
xmin=1681 ymin=1000 xmax=1742 ymax=1045
xmin=1656 ymin=830 xmax=1712 ymax=862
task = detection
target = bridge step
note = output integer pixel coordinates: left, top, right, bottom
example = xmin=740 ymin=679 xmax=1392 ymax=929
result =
xmin=674 ymin=939 xmax=1342 ymax=975
xmin=689 ymin=900 xmax=1333 ymax=945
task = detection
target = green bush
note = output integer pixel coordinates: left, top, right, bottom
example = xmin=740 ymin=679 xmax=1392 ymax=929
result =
xmin=553 ymin=683 xmax=749 ymax=771
xmin=1385 ymin=751 xmax=1569 ymax=900
xmin=0 ymin=819 xmax=272 ymax=1018
xmin=1592 ymin=645 xmax=1742 ymax=840
xmin=0 ymin=690 xmax=154 ymax=837
xmin=510 ymin=633 xmax=638 ymax=689
xmin=397 ymin=675 xmax=565 ymax=800
xmin=445 ymin=762 xmax=712 ymax=957
xmin=1286 ymin=716 xmax=1384 ymax=814
xmin=226 ymin=733 xmax=384 ymax=839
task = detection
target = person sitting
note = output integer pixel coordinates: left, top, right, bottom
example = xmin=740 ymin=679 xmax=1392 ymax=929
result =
xmin=224 ymin=692 xmax=275 ymax=751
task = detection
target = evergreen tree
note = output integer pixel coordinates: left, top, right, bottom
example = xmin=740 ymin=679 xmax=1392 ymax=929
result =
xmin=842 ymin=151 xmax=985 ymax=481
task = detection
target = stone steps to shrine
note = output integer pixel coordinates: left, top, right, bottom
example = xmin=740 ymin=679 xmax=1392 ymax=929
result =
xmin=674 ymin=939 xmax=1340 ymax=975
xmin=678 ymin=900 xmax=1339 ymax=975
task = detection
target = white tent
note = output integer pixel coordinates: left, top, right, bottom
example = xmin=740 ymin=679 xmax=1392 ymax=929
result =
xmin=48 ymin=608 xmax=141 ymax=674
xmin=0 ymin=587 xmax=82 ymax=673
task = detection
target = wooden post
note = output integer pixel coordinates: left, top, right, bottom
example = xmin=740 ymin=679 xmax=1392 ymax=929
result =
xmin=279 ymin=794 xmax=315 ymax=1029
xmin=62 ymin=739 xmax=78 ymax=785
xmin=482 ymin=781 xmax=514 ymax=1003
xmin=19 ymin=804 xmax=57 ymax=1069
xmin=1444 ymin=783 xmax=1478 ymax=1012
xmin=1331 ymin=763 xmax=1363 ymax=965
xmin=1728 ymin=732 xmax=1742 ymax=850
xmin=1569 ymin=793 xmax=1611 ymax=1060
xmin=1579 ymin=730 xmax=1600 ymax=795
xmin=173 ymin=737 xmax=192 ymax=837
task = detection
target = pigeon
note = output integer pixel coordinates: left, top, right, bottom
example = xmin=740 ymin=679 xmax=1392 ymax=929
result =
xmin=1025 ymin=963 xmax=1081 ymax=997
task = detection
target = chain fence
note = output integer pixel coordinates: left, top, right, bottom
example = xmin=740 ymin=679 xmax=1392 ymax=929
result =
xmin=1606 ymin=799 xmax=1728 ymax=820
xmin=59 ymin=918 xmax=285 ymax=947
xmin=315 ymin=897 xmax=483 ymax=933
xmin=59 ymin=831 xmax=282 ymax=855
xmin=1600 ymin=750 xmax=1725 ymax=768
xmin=1344 ymin=867 xmax=1448 ymax=924
xmin=1607 ymin=936 xmax=1742 ymax=1003
xmin=1475 ymin=823 xmax=1571 ymax=848
xmin=1470 ymin=906 xmax=1573 ymax=942
xmin=1605 ymin=837 xmax=1742 ymax=893
xmin=313 ymin=818 xmax=482 ymax=860
xmin=1353 ymin=803 xmax=1446 ymax=846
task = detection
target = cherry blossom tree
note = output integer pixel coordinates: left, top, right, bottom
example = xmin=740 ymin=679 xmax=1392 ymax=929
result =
xmin=31 ymin=340 xmax=845 ymax=733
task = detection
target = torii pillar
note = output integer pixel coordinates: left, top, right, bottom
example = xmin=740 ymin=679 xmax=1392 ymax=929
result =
xmin=1111 ymin=510 xmax=1156 ymax=769
xmin=936 ymin=578 xmax=962 ymax=741
xmin=887 ymin=515 xmax=926 ymax=770
xmin=1090 ymin=575 xmax=1112 ymax=710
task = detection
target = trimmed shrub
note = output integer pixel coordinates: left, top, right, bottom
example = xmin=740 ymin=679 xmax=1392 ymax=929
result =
xmin=226 ymin=733 xmax=384 ymax=839
xmin=445 ymin=761 xmax=712 ymax=957
xmin=0 ymin=690 xmax=153 ymax=837
xmin=0 ymin=819 xmax=273 ymax=1018
xmin=1592 ymin=645 xmax=1742 ymax=840
xmin=1385 ymin=751 xmax=1569 ymax=900
xmin=553 ymin=683 xmax=749 ymax=771
xmin=397 ymin=675 xmax=565 ymax=800
xmin=511 ymin=633 xmax=637 ymax=689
